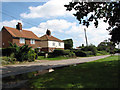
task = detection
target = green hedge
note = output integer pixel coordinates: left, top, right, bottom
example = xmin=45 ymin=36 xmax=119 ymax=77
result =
xmin=48 ymin=49 xmax=76 ymax=58
xmin=73 ymin=50 xmax=93 ymax=57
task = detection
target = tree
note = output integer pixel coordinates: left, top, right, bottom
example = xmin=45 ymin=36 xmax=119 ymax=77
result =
xmin=63 ymin=39 xmax=73 ymax=49
xmin=97 ymin=40 xmax=115 ymax=53
xmin=64 ymin=1 xmax=120 ymax=44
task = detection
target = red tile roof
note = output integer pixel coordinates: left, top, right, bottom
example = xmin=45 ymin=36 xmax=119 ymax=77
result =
xmin=3 ymin=26 xmax=39 ymax=40
xmin=39 ymin=34 xmax=63 ymax=42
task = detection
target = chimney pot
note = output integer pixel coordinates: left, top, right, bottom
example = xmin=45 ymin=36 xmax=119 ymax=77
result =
xmin=16 ymin=22 xmax=22 ymax=30
xmin=46 ymin=29 xmax=51 ymax=36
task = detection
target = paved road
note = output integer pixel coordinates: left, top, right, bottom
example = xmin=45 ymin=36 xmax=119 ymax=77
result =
xmin=1 ymin=55 xmax=111 ymax=78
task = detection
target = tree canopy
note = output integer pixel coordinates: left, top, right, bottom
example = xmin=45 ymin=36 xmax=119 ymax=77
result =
xmin=64 ymin=1 xmax=120 ymax=44
xmin=63 ymin=39 xmax=73 ymax=49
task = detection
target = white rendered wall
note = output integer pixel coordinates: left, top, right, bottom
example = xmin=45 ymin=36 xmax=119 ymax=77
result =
xmin=48 ymin=41 xmax=64 ymax=48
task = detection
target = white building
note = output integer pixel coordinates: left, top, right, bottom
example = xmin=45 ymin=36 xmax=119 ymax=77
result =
xmin=39 ymin=30 xmax=64 ymax=52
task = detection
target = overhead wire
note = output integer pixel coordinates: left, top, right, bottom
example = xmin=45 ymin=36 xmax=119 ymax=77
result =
xmin=0 ymin=10 xmax=42 ymax=28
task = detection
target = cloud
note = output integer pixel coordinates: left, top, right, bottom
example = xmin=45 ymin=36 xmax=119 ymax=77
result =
xmin=26 ymin=19 xmax=111 ymax=47
xmin=25 ymin=19 xmax=74 ymax=37
xmin=20 ymin=0 xmax=75 ymax=18
xmin=0 ymin=20 xmax=23 ymax=30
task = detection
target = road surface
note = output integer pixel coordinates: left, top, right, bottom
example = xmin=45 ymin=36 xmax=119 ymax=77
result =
xmin=1 ymin=55 xmax=111 ymax=78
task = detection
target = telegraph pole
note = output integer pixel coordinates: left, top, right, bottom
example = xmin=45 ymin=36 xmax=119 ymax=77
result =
xmin=84 ymin=28 xmax=88 ymax=46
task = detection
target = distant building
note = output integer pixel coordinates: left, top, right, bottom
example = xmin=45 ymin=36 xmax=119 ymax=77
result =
xmin=39 ymin=29 xmax=64 ymax=52
xmin=1 ymin=22 xmax=40 ymax=48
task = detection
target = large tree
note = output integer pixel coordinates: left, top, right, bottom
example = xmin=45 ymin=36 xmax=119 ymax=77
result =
xmin=63 ymin=39 xmax=73 ymax=49
xmin=64 ymin=1 xmax=120 ymax=44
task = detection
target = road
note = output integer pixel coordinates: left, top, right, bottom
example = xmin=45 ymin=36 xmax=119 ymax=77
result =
xmin=1 ymin=55 xmax=111 ymax=78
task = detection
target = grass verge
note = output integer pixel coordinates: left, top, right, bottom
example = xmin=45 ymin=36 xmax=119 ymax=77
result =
xmin=28 ymin=55 xmax=119 ymax=88
xmin=37 ymin=56 xmax=74 ymax=60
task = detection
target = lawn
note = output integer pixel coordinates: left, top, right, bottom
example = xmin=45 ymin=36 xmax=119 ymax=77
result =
xmin=28 ymin=55 xmax=119 ymax=88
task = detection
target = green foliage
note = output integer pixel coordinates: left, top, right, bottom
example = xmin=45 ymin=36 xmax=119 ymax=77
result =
xmin=27 ymin=50 xmax=36 ymax=62
xmin=110 ymin=26 xmax=120 ymax=44
xmin=97 ymin=40 xmax=115 ymax=53
xmin=63 ymin=39 xmax=73 ymax=49
xmin=34 ymin=48 xmax=39 ymax=59
xmin=74 ymin=50 xmax=87 ymax=57
xmin=97 ymin=51 xmax=109 ymax=56
xmin=4 ymin=43 xmax=36 ymax=62
xmin=2 ymin=47 xmax=16 ymax=56
xmin=64 ymin=2 xmax=120 ymax=43
xmin=49 ymin=49 xmax=76 ymax=58
xmin=81 ymin=44 xmax=97 ymax=56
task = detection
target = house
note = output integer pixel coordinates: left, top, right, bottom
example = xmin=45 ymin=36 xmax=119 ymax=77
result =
xmin=1 ymin=22 xmax=40 ymax=48
xmin=39 ymin=29 xmax=64 ymax=52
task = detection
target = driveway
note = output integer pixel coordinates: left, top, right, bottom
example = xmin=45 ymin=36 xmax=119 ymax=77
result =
xmin=1 ymin=55 xmax=110 ymax=78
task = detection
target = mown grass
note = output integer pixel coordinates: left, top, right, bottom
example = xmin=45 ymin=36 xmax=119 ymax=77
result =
xmin=28 ymin=55 xmax=119 ymax=88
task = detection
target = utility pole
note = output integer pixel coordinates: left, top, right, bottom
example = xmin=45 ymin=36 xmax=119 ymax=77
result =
xmin=84 ymin=28 xmax=88 ymax=46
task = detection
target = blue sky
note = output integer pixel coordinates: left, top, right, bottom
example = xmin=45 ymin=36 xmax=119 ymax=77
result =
xmin=0 ymin=0 xmax=111 ymax=48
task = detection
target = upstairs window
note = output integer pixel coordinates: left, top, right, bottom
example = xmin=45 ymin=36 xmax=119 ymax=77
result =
xmin=53 ymin=42 xmax=55 ymax=46
xmin=31 ymin=39 xmax=35 ymax=44
xmin=20 ymin=38 xmax=25 ymax=44
xmin=59 ymin=43 xmax=61 ymax=46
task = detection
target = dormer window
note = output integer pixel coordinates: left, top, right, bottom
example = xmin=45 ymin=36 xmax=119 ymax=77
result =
xmin=31 ymin=39 xmax=35 ymax=44
xmin=20 ymin=38 xmax=25 ymax=44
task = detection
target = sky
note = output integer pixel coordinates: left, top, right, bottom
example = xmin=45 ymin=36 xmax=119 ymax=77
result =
xmin=0 ymin=0 xmax=111 ymax=48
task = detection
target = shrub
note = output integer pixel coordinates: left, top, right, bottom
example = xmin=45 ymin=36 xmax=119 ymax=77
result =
xmin=68 ymin=51 xmax=76 ymax=58
xmin=52 ymin=49 xmax=65 ymax=57
xmin=74 ymin=50 xmax=87 ymax=57
xmin=34 ymin=48 xmax=39 ymax=59
xmin=48 ymin=49 xmax=76 ymax=58
xmin=38 ymin=51 xmax=46 ymax=56
xmin=85 ymin=51 xmax=93 ymax=56
xmin=2 ymin=47 xmax=16 ymax=56
xmin=81 ymin=44 xmax=97 ymax=56
xmin=27 ymin=50 xmax=36 ymax=62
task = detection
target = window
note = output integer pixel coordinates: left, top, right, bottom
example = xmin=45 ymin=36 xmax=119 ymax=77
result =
xmin=53 ymin=42 xmax=55 ymax=46
xmin=20 ymin=38 xmax=25 ymax=44
xmin=59 ymin=43 xmax=61 ymax=46
xmin=30 ymin=39 xmax=35 ymax=44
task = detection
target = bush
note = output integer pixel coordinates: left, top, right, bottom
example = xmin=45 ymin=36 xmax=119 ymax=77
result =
xmin=68 ymin=51 xmax=76 ymax=58
xmin=2 ymin=47 xmax=16 ymax=56
xmin=34 ymin=48 xmax=39 ymax=59
xmin=38 ymin=51 xmax=46 ymax=56
xmin=52 ymin=49 xmax=65 ymax=57
xmin=81 ymin=45 xmax=97 ymax=56
xmin=74 ymin=50 xmax=87 ymax=57
xmin=48 ymin=49 xmax=76 ymax=58
xmin=27 ymin=50 xmax=36 ymax=62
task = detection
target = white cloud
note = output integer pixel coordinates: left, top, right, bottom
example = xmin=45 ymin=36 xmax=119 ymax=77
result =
xmin=25 ymin=19 xmax=111 ymax=47
xmin=20 ymin=0 xmax=75 ymax=18
xmin=0 ymin=20 xmax=23 ymax=30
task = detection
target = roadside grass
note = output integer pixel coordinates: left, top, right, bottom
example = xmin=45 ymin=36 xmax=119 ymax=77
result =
xmin=28 ymin=55 xmax=119 ymax=88
xmin=37 ymin=56 xmax=73 ymax=60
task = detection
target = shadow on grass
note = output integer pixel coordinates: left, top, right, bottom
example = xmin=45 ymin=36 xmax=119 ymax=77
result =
xmin=28 ymin=57 xmax=119 ymax=88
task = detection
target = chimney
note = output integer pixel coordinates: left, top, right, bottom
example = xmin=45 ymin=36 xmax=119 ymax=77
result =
xmin=46 ymin=29 xmax=51 ymax=36
xmin=16 ymin=22 xmax=22 ymax=30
